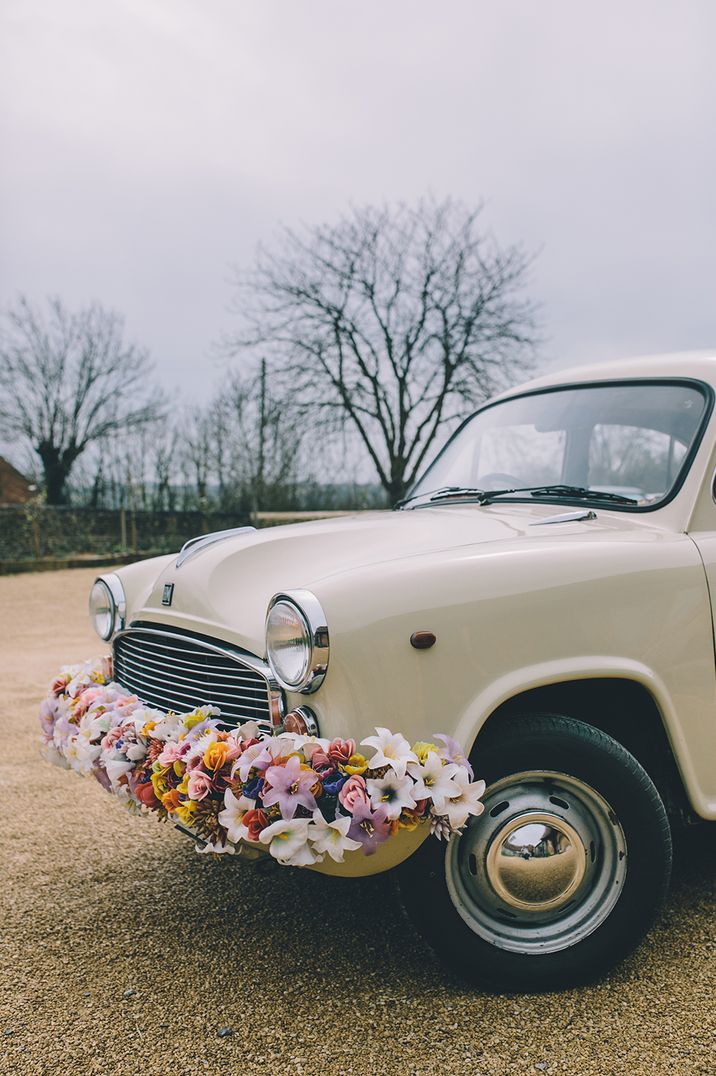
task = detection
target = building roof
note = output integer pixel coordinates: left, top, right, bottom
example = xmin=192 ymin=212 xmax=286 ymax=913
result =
xmin=0 ymin=457 xmax=34 ymax=505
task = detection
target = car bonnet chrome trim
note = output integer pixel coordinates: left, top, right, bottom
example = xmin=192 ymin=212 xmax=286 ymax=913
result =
xmin=175 ymin=526 xmax=256 ymax=568
xmin=530 ymin=510 xmax=597 ymax=526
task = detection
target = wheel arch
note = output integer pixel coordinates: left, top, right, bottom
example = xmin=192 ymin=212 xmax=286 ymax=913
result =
xmin=469 ymin=676 xmax=692 ymax=823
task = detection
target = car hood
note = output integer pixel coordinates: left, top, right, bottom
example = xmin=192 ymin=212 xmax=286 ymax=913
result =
xmin=129 ymin=504 xmax=662 ymax=654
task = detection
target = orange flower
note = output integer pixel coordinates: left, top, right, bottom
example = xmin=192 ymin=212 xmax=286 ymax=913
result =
xmin=203 ymin=741 xmax=231 ymax=771
xmin=161 ymin=788 xmax=182 ymax=812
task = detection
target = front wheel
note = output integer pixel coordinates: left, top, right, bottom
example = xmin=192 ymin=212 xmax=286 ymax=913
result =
xmin=398 ymin=714 xmax=672 ymax=991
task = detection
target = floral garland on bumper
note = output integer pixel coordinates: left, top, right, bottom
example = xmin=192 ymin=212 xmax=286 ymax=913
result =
xmin=39 ymin=658 xmax=485 ymax=866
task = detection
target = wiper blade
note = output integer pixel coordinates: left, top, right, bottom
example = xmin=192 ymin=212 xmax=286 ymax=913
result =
xmin=394 ymin=486 xmax=475 ymax=509
xmin=526 ymin=485 xmax=638 ymax=505
xmin=428 ymin=486 xmax=493 ymax=504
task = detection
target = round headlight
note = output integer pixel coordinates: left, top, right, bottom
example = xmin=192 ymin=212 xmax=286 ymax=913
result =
xmin=265 ymin=591 xmax=330 ymax=694
xmin=266 ymin=600 xmax=311 ymax=688
xmin=88 ymin=574 xmax=126 ymax=641
xmin=89 ymin=579 xmax=115 ymax=640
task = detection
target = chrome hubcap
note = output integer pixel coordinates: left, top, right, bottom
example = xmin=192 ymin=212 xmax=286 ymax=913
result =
xmin=445 ymin=771 xmax=628 ymax=954
xmin=485 ymin=812 xmax=587 ymax=912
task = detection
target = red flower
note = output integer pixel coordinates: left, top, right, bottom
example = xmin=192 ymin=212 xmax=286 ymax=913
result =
xmin=135 ymin=780 xmax=160 ymax=809
xmin=328 ymin=738 xmax=356 ymax=765
xmin=242 ymin=808 xmax=269 ymax=841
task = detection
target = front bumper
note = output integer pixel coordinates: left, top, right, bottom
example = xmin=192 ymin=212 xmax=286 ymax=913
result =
xmin=40 ymin=657 xmax=484 ymax=878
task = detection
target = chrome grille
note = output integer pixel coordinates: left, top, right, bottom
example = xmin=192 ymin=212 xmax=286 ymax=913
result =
xmin=113 ymin=626 xmax=274 ymax=733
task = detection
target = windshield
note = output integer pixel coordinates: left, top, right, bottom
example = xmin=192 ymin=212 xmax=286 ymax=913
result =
xmin=408 ymin=381 xmax=710 ymax=509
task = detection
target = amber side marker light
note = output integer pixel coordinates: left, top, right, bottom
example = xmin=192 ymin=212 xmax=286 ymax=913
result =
xmin=410 ymin=631 xmax=436 ymax=650
xmin=283 ymin=707 xmax=320 ymax=736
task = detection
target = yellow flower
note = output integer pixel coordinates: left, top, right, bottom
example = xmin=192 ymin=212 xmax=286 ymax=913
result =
xmin=90 ymin=671 xmax=106 ymax=685
xmin=151 ymin=768 xmax=171 ymax=799
xmin=412 ymin=741 xmax=439 ymax=765
xmin=142 ymin=719 xmax=157 ymax=736
xmin=344 ymin=753 xmax=368 ymax=776
xmin=203 ymin=741 xmax=231 ymax=771
xmin=183 ymin=711 xmax=205 ymax=731
xmin=177 ymin=775 xmax=189 ymax=795
xmin=174 ymin=800 xmax=198 ymax=826
xmin=398 ymin=808 xmax=426 ymax=831
xmin=173 ymin=759 xmax=185 ymax=778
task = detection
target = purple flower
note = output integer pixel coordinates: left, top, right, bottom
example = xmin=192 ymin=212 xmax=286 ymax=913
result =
xmin=243 ymin=775 xmax=264 ymax=801
xmin=347 ymin=801 xmax=392 ymax=856
xmin=262 ymin=755 xmax=318 ymax=820
xmin=433 ymin=733 xmax=473 ymax=779
xmin=322 ymin=771 xmax=348 ymax=796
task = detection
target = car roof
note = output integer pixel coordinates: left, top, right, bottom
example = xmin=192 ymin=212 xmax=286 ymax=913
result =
xmin=494 ymin=351 xmax=716 ymax=401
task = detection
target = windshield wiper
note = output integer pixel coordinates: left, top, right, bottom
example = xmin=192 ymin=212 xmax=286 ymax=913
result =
xmin=400 ymin=483 xmax=639 ymax=509
xmin=393 ymin=486 xmax=478 ymax=509
xmin=525 ymin=485 xmax=638 ymax=505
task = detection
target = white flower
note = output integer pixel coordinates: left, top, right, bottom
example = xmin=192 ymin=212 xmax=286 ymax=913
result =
xmin=128 ymin=706 xmax=164 ymax=734
xmin=124 ymin=741 xmax=147 ymax=762
xmin=150 ymin=712 xmax=184 ymax=742
xmin=104 ymin=758 xmax=134 ymax=789
xmin=361 ymin=727 xmax=418 ymax=778
xmin=83 ymin=711 xmax=112 ymax=742
xmin=217 ymin=789 xmax=256 ymax=844
xmin=187 ymin=728 xmax=219 ymax=759
xmin=68 ymin=731 xmax=101 ymax=775
xmin=283 ymin=733 xmax=331 ymax=760
xmin=407 ymin=752 xmax=461 ymax=813
xmin=365 ymin=771 xmax=417 ymax=820
xmin=236 ymin=720 xmax=261 ymax=741
xmin=307 ymin=809 xmax=362 ymax=862
xmin=444 ymin=770 xmax=486 ymax=831
xmin=259 ymin=818 xmax=318 ymax=867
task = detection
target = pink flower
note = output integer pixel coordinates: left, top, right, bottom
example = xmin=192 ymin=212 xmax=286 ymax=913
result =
xmin=101 ymin=725 xmax=125 ymax=750
xmin=338 ymin=774 xmax=369 ymax=812
xmin=51 ymin=673 xmax=71 ymax=697
xmin=328 ymin=738 xmax=356 ymax=765
xmin=310 ymin=747 xmax=331 ymax=770
xmin=187 ymin=769 xmax=214 ymax=800
xmin=74 ymin=687 xmax=104 ymax=718
xmin=262 ymin=755 xmax=319 ymax=820
xmin=157 ymin=740 xmax=191 ymax=767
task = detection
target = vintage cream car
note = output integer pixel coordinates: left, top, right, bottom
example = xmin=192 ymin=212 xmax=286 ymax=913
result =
xmin=88 ymin=354 xmax=716 ymax=991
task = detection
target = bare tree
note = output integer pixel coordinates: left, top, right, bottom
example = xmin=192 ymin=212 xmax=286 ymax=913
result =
xmin=0 ymin=296 xmax=163 ymax=504
xmin=229 ymin=197 xmax=538 ymax=502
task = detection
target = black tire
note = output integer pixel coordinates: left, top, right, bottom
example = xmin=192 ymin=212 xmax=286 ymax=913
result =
xmin=398 ymin=713 xmax=672 ymax=991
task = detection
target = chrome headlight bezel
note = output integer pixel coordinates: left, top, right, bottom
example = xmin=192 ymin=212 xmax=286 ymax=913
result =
xmin=265 ymin=590 xmax=329 ymax=694
xmin=89 ymin=573 xmax=127 ymax=641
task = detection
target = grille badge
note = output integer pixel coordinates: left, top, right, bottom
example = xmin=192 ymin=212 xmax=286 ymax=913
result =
xmin=162 ymin=583 xmax=174 ymax=606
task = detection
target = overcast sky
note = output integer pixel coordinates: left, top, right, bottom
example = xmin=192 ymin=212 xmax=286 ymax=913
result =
xmin=2 ymin=1 xmax=715 ymax=409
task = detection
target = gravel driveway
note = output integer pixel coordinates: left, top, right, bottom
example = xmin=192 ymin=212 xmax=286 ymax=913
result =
xmin=1 ymin=568 xmax=714 ymax=1075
